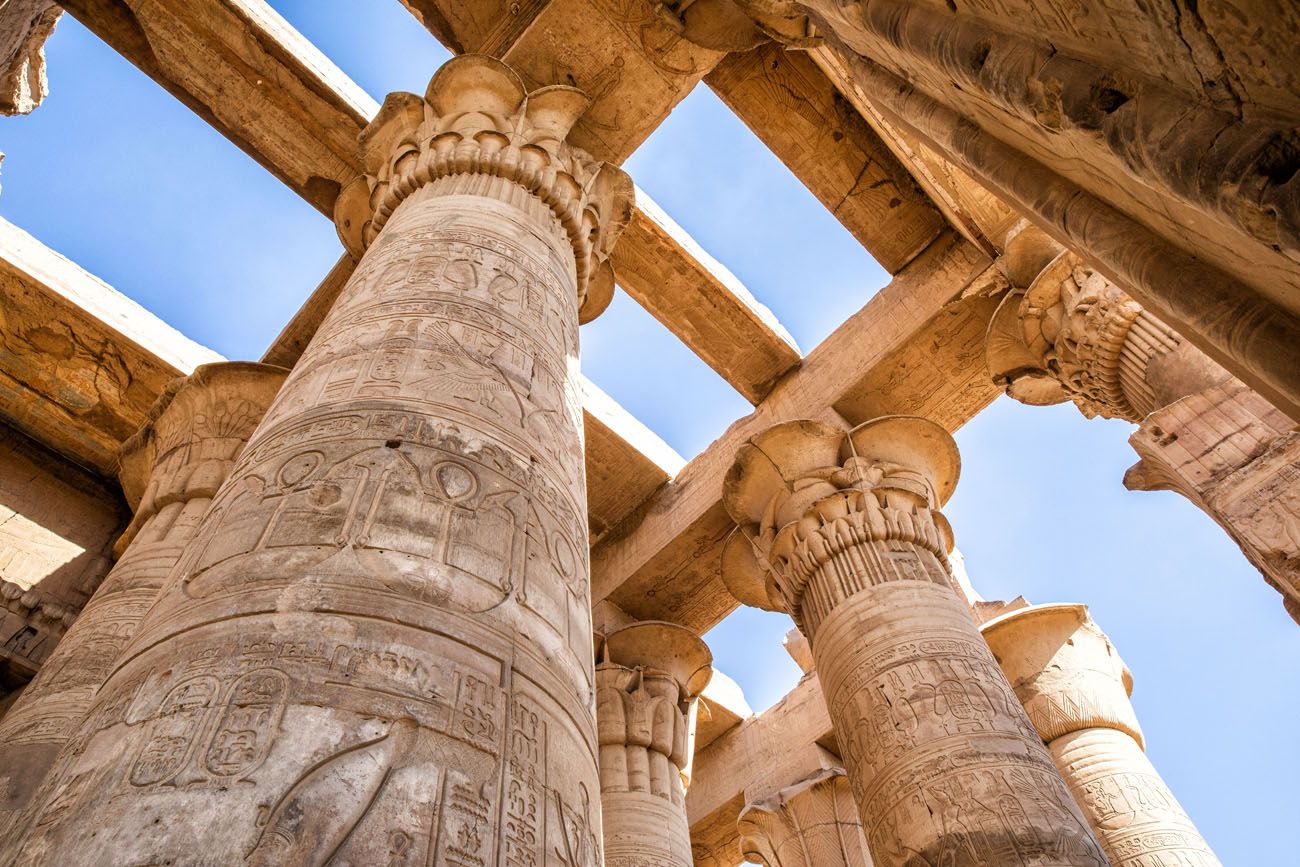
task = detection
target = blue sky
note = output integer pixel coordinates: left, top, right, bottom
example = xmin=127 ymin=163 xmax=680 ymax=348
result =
xmin=1 ymin=3 xmax=1295 ymax=862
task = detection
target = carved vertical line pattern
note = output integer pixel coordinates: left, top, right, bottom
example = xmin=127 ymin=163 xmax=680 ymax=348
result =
xmin=1117 ymin=309 xmax=1185 ymax=419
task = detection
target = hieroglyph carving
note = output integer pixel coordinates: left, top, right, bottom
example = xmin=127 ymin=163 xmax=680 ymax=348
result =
xmin=0 ymin=362 xmax=285 ymax=837
xmin=4 ymin=54 xmax=630 ymax=866
xmin=722 ymin=417 xmax=1108 ymax=866
xmin=982 ymin=605 xmax=1222 ymax=866
xmin=738 ymin=767 xmax=872 ymax=867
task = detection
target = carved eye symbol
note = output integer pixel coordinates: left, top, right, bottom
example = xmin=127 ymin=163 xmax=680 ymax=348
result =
xmin=551 ymin=532 xmax=577 ymax=578
xmin=278 ymin=451 xmax=323 ymax=487
xmin=433 ymin=462 xmax=478 ymax=501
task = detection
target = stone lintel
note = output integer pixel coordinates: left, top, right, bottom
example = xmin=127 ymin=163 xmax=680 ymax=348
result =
xmin=707 ymin=41 xmax=948 ymax=275
xmin=614 ymin=187 xmax=801 ymax=405
xmin=811 ymin=44 xmax=1018 ymax=258
xmin=0 ymin=218 xmax=222 ymax=475
xmin=592 ymin=234 xmax=997 ymax=634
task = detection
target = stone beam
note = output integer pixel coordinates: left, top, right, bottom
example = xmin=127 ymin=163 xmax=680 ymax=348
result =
xmin=615 ymin=187 xmax=801 ymax=404
xmin=59 ymin=0 xmax=376 ymax=215
xmin=705 ymin=41 xmax=947 ymax=275
xmin=591 ymin=234 xmax=1000 ymax=633
xmin=395 ymin=0 xmax=728 ymax=163
xmin=580 ymin=375 xmax=686 ymax=543
xmin=812 ymin=46 xmax=1018 ymax=260
xmin=0 ymin=218 xmax=221 ymax=475
xmin=799 ymin=2 xmax=1300 ymax=420
xmin=61 ymin=0 xmax=791 ymax=409
xmin=688 ymin=673 xmax=836 ymax=863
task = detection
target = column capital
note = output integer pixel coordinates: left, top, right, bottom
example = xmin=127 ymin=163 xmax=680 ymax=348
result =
xmin=596 ymin=621 xmax=712 ymax=795
xmin=981 ymin=603 xmax=1143 ymax=747
xmin=333 ymin=54 xmax=633 ymax=322
xmin=114 ymin=362 xmax=287 ymax=555
xmin=738 ymin=766 xmax=870 ymax=867
xmin=720 ymin=417 xmax=957 ymax=634
xmin=987 ymin=250 xmax=1148 ymax=420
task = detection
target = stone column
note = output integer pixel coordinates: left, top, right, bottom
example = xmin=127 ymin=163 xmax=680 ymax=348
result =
xmin=722 ymin=417 xmax=1108 ymax=866
xmin=0 ymin=361 xmax=285 ymax=833
xmin=596 ymin=621 xmax=711 ymax=867
xmin=987 ymin=238 xmax=1300 ymax=623
xmin=9 ymin=54 xmax=631 ymax=866
xmin=739 ymin=765 xmax=873 ymax=867
xmin=1124 ymin=382 xmax=1300 ymax=625
xmin=982 ymin=604 xmax=1221 ymax=866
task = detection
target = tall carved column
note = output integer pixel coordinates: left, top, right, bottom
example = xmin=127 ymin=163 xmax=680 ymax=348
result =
xmin=722 ymin=418 xmax=1107 ymax=866
xmin=738 ymin=766 xmax=873 ymax=867
xmin=596 ymin=621 xmax=711 ymax=867
xmin=0 ymin=361 xmax=285 ymax=833
xmin=988 ymin=241 xmax=1300 ymax=623
xmin=9 ymin=55 xmax=631 ymax=866
xmin=982 ymin=604 xmax=1221 ymax=866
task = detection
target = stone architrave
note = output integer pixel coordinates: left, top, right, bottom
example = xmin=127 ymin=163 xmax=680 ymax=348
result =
xmin=6 ymin=54 xmax=631 ymax=866
xmin=596 ymin=621 xmax=712 ymax=867
xmin=0 ymin=361 xmax=286 ymax=834
xmin=722 ymin=417 xmax=1107 ymax=866
xmin=987 ymin=240 xmax=1300 ymax=623
xmin=982 ymin=604 xmax=1221 ymax=866
xmin=738 ymin=766 xmax=873 ymax=867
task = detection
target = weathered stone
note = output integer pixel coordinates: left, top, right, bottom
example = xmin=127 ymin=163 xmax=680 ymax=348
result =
xmin=983 ymin=604 xmax=1221 ymax=866
xmin=793 ymin=1 xmax=1300 ymax=421
xmin=5 ymin=54 xmax=631 ymax=865
xmin=0 ymin=423 xmax=125 ymax=698
xmin=723 ymin=417 xmax=1107 ymax=865
xmin=0 ymin=361 xmax=285 ymax=837
xmin=596 ymin=621 xmax=712 ymax=866
xmin=0 ymin=0 xmax=59 ymax=116
xmin=739 ymin=764 xmax=873 ymax=867
xmin=988 ymin=239 xmax=1300 ymax=623
xmin=1125 ymin=380 xmax=1300 ymax=623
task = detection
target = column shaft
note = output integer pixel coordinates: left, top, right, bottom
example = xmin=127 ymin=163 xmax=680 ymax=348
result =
xmin=596 ymin=622 xmax=710 ymax=867
xmin=722 ymin=417 xmax=1108 ymax=867
xmin=816 ymin=580 xmax=1102 ymax=865
xmin=982 ymin=603 xmax=1221 ymax=866
xmin=8 ymin=56 xmax=629 ymax=866
xmin=1051 ymin=729 xmax=1218 ymax=867
xmin=0 ymin=362 xmax=284 ymax=836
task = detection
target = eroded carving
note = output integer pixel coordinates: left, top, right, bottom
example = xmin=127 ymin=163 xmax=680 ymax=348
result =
xmin=722 ymin=417 xmax=1107 ymax=866
xmin=983 ymin=604 xmax=1222 ymax=866
xmin=4 ymin=55 xmax=628 ymax=865
xmin=0 ymin=362 xmax=285 ymax=837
